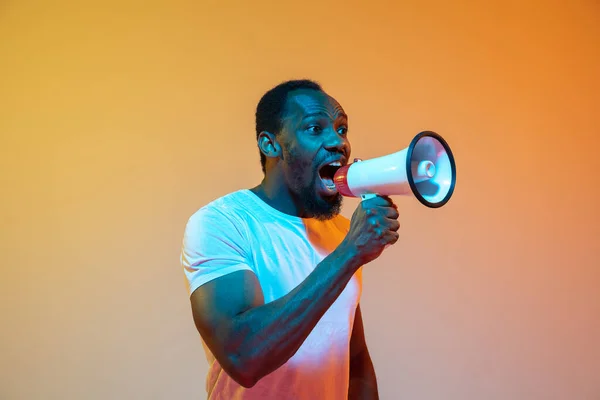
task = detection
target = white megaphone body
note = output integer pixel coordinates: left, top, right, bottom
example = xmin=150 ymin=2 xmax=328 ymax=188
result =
xmin=333 ymin=131 xmax=456 ymax=208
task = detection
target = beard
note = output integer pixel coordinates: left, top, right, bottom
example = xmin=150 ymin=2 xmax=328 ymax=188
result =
xmin=294 ymin=176 xmax=343 ymax=221
xmin=283 ymin=147 xmax=344 ymax=221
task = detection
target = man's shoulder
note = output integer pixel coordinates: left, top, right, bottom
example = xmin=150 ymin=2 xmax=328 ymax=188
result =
xmin=188 ymin=189 xmax=253 ymax=225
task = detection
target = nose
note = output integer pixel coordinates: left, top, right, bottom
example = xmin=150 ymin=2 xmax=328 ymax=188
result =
xmin=323 ymin=128 xmax=350 ymax=156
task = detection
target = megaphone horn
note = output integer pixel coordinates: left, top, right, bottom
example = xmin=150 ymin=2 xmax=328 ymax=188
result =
xmin=333 ymin=131 xmax=457 ymax=208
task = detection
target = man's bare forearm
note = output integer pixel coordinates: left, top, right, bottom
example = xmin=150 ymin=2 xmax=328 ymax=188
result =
xmin=223 ymin=240 xmax=361 ymax=387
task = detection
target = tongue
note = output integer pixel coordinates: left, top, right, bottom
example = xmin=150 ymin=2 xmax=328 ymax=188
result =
xmin=322 ymin=176 xmax=335 ymax=189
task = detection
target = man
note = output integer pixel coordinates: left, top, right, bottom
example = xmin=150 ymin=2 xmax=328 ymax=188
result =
xmin=180 ymin=79 xmax=400 ymax=399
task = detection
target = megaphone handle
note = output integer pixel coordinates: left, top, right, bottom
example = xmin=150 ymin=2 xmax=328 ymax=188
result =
xmin=354 ymin=156 xmax=389 ymax=248
xmin=360 ymin=193 xmax=377 ymax=201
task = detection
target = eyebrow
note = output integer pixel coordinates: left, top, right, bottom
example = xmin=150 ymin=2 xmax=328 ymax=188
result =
xmin=301 ymin=112 xmax=348 ymax=121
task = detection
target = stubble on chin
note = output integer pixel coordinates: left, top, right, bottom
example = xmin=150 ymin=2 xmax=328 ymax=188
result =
xmin=304 ymin=190 xmax=344 ymax=221
xmin=282 ymin=146 xmax=343 ymax=221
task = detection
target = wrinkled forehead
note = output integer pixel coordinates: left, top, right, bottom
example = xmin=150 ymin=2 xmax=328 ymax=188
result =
xmin=284 ymin=89 xmax=346 ymax=121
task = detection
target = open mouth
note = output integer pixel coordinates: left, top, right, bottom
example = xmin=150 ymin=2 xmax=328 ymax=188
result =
xmin=318 ymin=161 xmax=343 ymax=192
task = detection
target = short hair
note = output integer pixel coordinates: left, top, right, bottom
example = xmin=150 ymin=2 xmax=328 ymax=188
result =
xmin=255 ymin=79 xmax=323 ymax=174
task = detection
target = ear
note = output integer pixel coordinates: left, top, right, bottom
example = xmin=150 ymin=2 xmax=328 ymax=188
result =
xmin=257 ymin=131 xmax=281 ymax=159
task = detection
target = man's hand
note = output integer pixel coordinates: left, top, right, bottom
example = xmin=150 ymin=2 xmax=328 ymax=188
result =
xmin=343 ymin=195 xmax=400 ymax=265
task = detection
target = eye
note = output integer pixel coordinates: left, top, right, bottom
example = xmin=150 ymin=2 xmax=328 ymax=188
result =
xmin=337 ymin=125 xmax=348 ymax=135
xmin=307 ymin=125 xmax=322 ymax=133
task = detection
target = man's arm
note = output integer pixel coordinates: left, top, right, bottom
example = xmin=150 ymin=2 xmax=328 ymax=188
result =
xmin=348 ymin=303 xmax=379 ymax=399
xmin=188 ymin=195 xmax=399 ymax=389
xmin=190 ymin=241 xmax=361 ymax=388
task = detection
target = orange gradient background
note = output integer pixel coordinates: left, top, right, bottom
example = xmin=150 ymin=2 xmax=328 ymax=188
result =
xmin=1 ymin=1 xmax=599 ymax=399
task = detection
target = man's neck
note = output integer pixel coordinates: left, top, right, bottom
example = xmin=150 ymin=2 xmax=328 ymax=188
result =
xmin=250 ymin=175 xmax=307 ymax=219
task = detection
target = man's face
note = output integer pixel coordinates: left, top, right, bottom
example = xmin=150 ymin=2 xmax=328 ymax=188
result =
xmin=277 ymin=89 xmax=352 ymax=220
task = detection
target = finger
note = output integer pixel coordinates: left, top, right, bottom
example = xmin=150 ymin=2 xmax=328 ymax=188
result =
xmin=383 ymin=231 xmax=400 ymax=245
xmin=369 ymin=218 xmax=381 ymax=229
xmin=374 ymin=227 xmax=383 ymax=239
xmin=373 ymin=196 xmax=397 ymax=211
xmin=387 ymin=197 xmax=398 ymax=210
xmin=385 ymin=219 xmax=400 ymax=232
xmin=369 ymin=203 xmax=398 ymax=219
xmin=383 ymin=207 xmax=399 ymax=219
xmin=379 ymin=195 xmax=395 ymax=207
xmin=365 ymin=195 xmax=393 ymax=207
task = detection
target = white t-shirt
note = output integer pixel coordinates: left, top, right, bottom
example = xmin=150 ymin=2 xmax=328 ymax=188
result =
xmin=180 ymin=189 xmax=363 ymax=399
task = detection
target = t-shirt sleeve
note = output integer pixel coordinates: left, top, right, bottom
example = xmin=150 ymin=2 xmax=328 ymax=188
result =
xmin=180 ymin=206 xmax=254 ymax=296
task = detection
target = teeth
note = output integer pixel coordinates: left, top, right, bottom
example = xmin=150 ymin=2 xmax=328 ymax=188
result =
xmin=322 ymin=177 xmax=336 ymax=189
xmin=328 ymin=161 xmax=342 ymax=167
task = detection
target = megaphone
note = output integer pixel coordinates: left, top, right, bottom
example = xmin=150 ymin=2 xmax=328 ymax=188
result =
xmin=333 ymin=131 xmax=456 ymax=208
